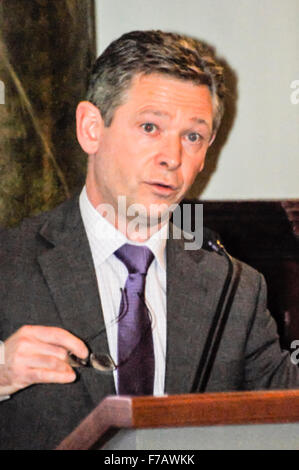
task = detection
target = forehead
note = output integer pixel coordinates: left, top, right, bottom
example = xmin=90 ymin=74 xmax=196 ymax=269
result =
xmin=122 ymin=73 xmax=214 ymax=120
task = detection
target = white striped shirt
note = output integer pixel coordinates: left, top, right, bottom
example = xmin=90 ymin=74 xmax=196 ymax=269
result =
xmin=79 ymin=186 xmax=167 ymax=395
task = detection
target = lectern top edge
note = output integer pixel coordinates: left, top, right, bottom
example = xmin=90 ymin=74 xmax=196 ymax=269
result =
xmin=56 ymin=390 xmax=299 ymax=450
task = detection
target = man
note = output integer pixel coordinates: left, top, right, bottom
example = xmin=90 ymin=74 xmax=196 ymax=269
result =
xmin=0 ymin=30 xmax=298 ymax=449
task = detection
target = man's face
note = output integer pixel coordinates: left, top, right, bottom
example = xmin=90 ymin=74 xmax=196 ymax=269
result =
xmin=87 ymin=73 xmax=215 ymax=224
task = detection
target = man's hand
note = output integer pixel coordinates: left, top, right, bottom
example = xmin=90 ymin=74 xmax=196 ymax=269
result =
xmin=0 ymin=325 xmax=88 ymax=396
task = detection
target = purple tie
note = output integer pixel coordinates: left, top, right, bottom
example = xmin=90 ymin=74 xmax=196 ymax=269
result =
xmin=114 ymin=244 xmax=155 ymax=395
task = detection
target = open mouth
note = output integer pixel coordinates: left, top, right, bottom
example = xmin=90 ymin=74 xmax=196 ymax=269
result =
xmin=153 ymin=182 xmax=173 ymax=189
xmin=146 ymin=181 xmax=178 ymax=196
xmin=150 ymin=180 xmax=177 ymax=189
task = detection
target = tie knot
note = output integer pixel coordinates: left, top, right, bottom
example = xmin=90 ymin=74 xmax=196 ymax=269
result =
xmin=114 ymin=243 xmax=154 ymax=274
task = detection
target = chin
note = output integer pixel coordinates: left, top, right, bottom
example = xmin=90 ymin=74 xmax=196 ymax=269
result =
xmin=129 ymin=199 xmax=170 ymax=219
xmin=147 ymin=203 xmax=178 ymax=225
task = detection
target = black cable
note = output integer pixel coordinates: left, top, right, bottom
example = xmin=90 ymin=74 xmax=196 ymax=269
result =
xmin=191 ymin=240 xmax=242 ymax=393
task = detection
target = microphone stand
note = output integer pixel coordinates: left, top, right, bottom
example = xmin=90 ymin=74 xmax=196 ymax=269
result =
xmin=191 ymin=238 xmax=242 ymax=393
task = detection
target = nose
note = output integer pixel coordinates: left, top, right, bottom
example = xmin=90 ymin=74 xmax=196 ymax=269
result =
xmin=156 ymin=134 xmax=182 ymax=170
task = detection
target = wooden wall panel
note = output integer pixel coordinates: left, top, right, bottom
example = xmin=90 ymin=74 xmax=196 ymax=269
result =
xmin=0 ymin=0 xmax=95 ymax=227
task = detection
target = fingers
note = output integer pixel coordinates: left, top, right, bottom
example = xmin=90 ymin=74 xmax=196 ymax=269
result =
xmin=25 ymin=367 xmax=76 ymax=385
xmin=0 ymin=325 xmax=89 ymax=396
xmin=9 ymin=355 xmax=77 ymax=390
xmin=8 ymin=334 xmax=69 ymax=363
xmin=18 ymin=325 xmax=89 ymax=359
xmin=17 ymin=352 xmax=75 ymax=374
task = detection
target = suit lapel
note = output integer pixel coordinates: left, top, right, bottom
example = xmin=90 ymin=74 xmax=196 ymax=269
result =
xmin=165 ymin=235 xmax=228 ymax=394
xmin=37 ymin=196 xmax=115 ymax=405
xmin=37 ymin=197 xmax=228 ymax=400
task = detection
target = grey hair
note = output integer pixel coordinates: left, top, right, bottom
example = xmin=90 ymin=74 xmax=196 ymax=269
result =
xmin=86 ymin=30 xmax=226 ymax=133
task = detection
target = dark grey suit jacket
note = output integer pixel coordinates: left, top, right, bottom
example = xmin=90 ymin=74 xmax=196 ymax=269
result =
xmin=0 ymin=194 xmax=299 ymax=449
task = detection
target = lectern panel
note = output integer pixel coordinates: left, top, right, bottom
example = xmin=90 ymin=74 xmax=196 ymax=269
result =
xmin=102 ymin=423 xmax=299 ymax=450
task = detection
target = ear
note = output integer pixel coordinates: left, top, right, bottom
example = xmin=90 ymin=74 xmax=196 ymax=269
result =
xmin=198 ymin=132 xmax=217 ymax=172
xmin=76 ymin=101 xmax=104 ymax=155
xmin=208 ymin=131 xmax=217 ymax=147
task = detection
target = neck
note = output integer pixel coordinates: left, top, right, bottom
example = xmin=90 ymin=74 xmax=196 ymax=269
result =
xmin=85 ymin=182 xmax=169 ymax=242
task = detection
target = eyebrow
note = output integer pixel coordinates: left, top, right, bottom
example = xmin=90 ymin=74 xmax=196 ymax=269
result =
xmin=138 ymin=110 xmax=170 ymax=118
xmin=138 ymin=110 xmax=211 ymax=130
xmin=189 ymin=117 xmax=210 ymax=129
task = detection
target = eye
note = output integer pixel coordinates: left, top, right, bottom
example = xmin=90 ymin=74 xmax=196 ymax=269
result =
xmin=141 ymin=122 xmax=157 ymax=134
xmin=187 ymin=132 xmax=202 ymax=143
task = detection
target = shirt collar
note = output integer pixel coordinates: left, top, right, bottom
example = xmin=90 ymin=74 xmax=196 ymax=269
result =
xmin=79 ymin=185 xmax=167 ymax=271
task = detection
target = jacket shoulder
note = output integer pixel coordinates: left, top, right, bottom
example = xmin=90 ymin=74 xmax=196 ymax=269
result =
xmin=0 ymin=193 xmax=80 ymax=264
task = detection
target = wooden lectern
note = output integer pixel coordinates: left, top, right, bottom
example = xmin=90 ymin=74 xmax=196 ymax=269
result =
xmin=56 ymin=390 xmax=299 ymax=450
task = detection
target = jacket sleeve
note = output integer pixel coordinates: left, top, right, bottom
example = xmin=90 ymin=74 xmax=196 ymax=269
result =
xmin=243 ymin=273 xmax=299 ymax=390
